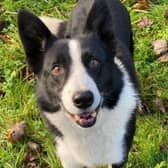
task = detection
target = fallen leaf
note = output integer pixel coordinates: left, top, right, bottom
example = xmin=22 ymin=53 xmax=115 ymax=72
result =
xmin=24 ymin=152 xmax=38 ymax=162
xmin=0 ymin=76 xmax=5 ymax=83
xmin=7 ymin=121 xmax=27 ymax=143
xmin=132 ymin=0 xmax=150 ymax=11
xmin=154 ymin=98 xmax=166 ymax=113
xmin=19 ymin=65 xmax=34 ymax=82
xmin=0 ymin=5 xmax=5 ymax=15
xmin=163 ymin=118 xmax=168 ymax=126
xmin=0 ymin=77 xmax=5 ymax=97
xmin=24 ymin=152 xmax=39 ymax=168
xmin=160 ymin=141 xmax=168 ymax=152
xmin=152 ymin=39 xmax=168 ymax=62
xmin=138 ymin=102 xmax=151 ymax=115
xmin=0 ymin=89 xmax=5 ymax=97
xmin=157 ymin=54 xmax=168 ymax=63
xmin=26 ymin=162 xmax=40 ymax=168
xmin=131 ymin=146 xmax=140 ymax=153
xmin=156 ymin=90 xmax=162 ymax=97
xmin=138 ymin=16 xmax=153 ymax=28
xmin=27 ymin=141 xmax=41 ymax=153
xmin=0 ymin=20 xmax=9 ymax=32
xmin=164 ymin=10 xmax=168 ymax=22
xmin=0 ymin=33 xmax=10 ymax=43
xmin=152 ymin=39 xmax=168 ymax=55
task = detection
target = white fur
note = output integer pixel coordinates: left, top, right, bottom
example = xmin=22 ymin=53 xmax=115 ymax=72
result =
xmin=39 ymin=16 xmax=64 ymax=35
xmin=61 ymin=40 xmax=101 ymax=115
xmin=43 ymin=52 xmax=139 ymax=167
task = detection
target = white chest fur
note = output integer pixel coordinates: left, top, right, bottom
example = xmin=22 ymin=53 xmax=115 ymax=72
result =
xmin=43 ymin=64 xmax=138 ymax=167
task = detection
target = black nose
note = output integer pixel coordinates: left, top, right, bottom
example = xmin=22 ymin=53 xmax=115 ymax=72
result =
xmin=73 ymin=91 xmax=94 ymax=109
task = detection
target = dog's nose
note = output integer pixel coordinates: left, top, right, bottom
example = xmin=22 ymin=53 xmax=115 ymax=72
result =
xmin=73 ymin=91 xmax=94 ymax=109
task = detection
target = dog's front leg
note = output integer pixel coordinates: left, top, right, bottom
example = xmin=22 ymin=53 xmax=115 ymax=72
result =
xmin=57 ymin=143 xmax=84 ymax=168
xmin=59 ymin=154 xmax=84 ymax=168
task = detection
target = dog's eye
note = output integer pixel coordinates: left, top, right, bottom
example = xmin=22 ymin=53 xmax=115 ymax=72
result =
xmin=51 ymin=65 xmax=65 ymax=76
xmin=88 ymin=59 xmax=100 ymax=69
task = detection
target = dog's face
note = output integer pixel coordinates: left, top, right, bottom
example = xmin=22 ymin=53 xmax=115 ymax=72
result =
xmin=18 ymin=10 xmax=123 ymax=128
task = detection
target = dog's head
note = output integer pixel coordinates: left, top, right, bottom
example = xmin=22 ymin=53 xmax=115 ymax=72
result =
xmin=18 ymin=6 xmax=123 ymax=128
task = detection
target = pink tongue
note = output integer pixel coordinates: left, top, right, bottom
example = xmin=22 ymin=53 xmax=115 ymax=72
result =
xmin=79 ymin=112 xmax=92 ymax=120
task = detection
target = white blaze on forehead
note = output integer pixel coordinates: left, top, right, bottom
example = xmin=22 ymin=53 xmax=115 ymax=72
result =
xmin=61 ymin=39 xmax=101 ymax=114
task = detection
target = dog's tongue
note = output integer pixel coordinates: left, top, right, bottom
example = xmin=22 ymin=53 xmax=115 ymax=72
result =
xmin=70 ymin=111 xmax=97 ymax=128
xmin=79 ymin=112 xmax=92 ymax=120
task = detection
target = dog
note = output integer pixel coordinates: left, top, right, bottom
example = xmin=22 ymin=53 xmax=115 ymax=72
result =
xmin=18 ymin=0 xmax=139 ymax=167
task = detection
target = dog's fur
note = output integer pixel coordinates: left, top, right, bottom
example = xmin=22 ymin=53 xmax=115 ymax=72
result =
xmin=18 ymin=0 xmax=139 ymax=167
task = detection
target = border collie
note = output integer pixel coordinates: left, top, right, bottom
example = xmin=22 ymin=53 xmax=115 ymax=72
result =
xmin=18 ymin=0 xmax=139 ymax=167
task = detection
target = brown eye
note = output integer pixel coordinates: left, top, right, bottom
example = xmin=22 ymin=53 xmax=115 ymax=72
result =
xmin=89 ymin=59 xmax=100 ymax=69
xmin=51 ymin=65 xmax=65 ymax=76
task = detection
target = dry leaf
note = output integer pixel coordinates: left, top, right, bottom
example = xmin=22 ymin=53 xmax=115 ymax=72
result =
xmin=156 ymin=90 xmax=162 ymax=97
xmin=0 ymin=5 xmax=5 ymax=15
xmin=0 ymin=76 xmax=5 ymax=83
xmin=24 ymin=152 xmax=38 ymax=162
xmin=19 ymin=65 xmax=34 ymax=82
xmin=157 ymin=54 xmax=168 ymax=63
xmin=25 ymin=162 xmax=39 ymax=168
xmin=160 ymin=141 xmax=168 ymax=152
xmin=0 ymin=20 xmax=9 ymax=32
xmin=0 ymin=33 xmax=10 ymax=43
xmin=7 ymin=121 xmax=27 ymax=143
xmin=138 ymin=102 xmax=151 ymax=115
xmin=152 ymin=39 xmax=167 ymax=55
xmin=163 ymin=118 xmax=168 ymax=126
xmin=154 ymin=98 xmax=166 ymax=113
xmin=152 ymin=39 xmax=168 ymax=62
xmin=0 ymin=20 xmax=10 ymax=43
xmin=164 ymin=10 xmax=168 ymax=22
xmin=0 ymin=89 xmax=5 ymax=97
xmin=132 ymin=0 xmax=150 ymax=10
xmin=24 ymin=152 xmax=39 ymax=168
xmin=0 ymin=77 xmax=5 ymax=97
xmin=27 ymin=141 xmax=41 ymax=152
xmin=138 ymin=16 xmax=153 ymax=28
xmin=131 ymin=146 xmax=140 ymax=153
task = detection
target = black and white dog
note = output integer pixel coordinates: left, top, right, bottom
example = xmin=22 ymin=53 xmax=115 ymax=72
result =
xmin=18 ymin=0 xmax=139 ymax=167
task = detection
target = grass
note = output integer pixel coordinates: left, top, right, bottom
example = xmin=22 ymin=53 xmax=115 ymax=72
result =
xmin=0 ymin=0 xmax=168 ymax=168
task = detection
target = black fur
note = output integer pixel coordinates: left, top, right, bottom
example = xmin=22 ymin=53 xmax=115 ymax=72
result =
xmin=77 ymin=35 xmax=124 ymax=109
xmin=18 ymin=10 xmax=52 ymax=74
xmin=18 ymin=0 xmax=138 ymax=167
xmin=66 ymin=0 xmax=133 ymax=51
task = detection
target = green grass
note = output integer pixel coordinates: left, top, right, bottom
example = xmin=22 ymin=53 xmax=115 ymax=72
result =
xmin=0 ymin=0 xmax=168 ymax=168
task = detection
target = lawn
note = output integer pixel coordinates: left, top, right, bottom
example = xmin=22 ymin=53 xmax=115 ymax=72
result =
xmin=0 ymin=0 xmax=168 ymax=168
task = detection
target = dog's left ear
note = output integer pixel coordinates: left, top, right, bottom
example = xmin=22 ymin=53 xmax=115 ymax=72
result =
xmin=67 ymin=0 xmax=115 ymax=47
xmin=18 ymin=9 xmax=52 ymax=74
xmin=85 ymin=1 xmax=115 ymax=47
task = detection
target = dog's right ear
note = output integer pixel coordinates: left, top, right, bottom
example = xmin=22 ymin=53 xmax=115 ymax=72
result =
xmin=18 ymin=9 xmax=52 ymax=74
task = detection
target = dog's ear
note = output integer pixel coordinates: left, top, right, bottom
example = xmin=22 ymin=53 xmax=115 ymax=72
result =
xmin=67 ymin=0 xmax=115 ymax=47
xmin=85 ymin=1 xmax=115 ymax=47
xmin=66 ymin=0 xmax=94 ymax=37
xmin=18 ymin=9 xmax=52 ymax=74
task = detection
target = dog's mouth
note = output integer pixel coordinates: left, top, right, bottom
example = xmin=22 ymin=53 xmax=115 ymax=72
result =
xmin=67 ymin=110 xmax=98 ymax=128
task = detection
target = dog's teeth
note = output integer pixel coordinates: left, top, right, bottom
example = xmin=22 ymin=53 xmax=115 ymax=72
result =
xmin=88 ymin=117 xmax=94 ymax=122
xmin=91 ymin=111 xmax=97 ymax=117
